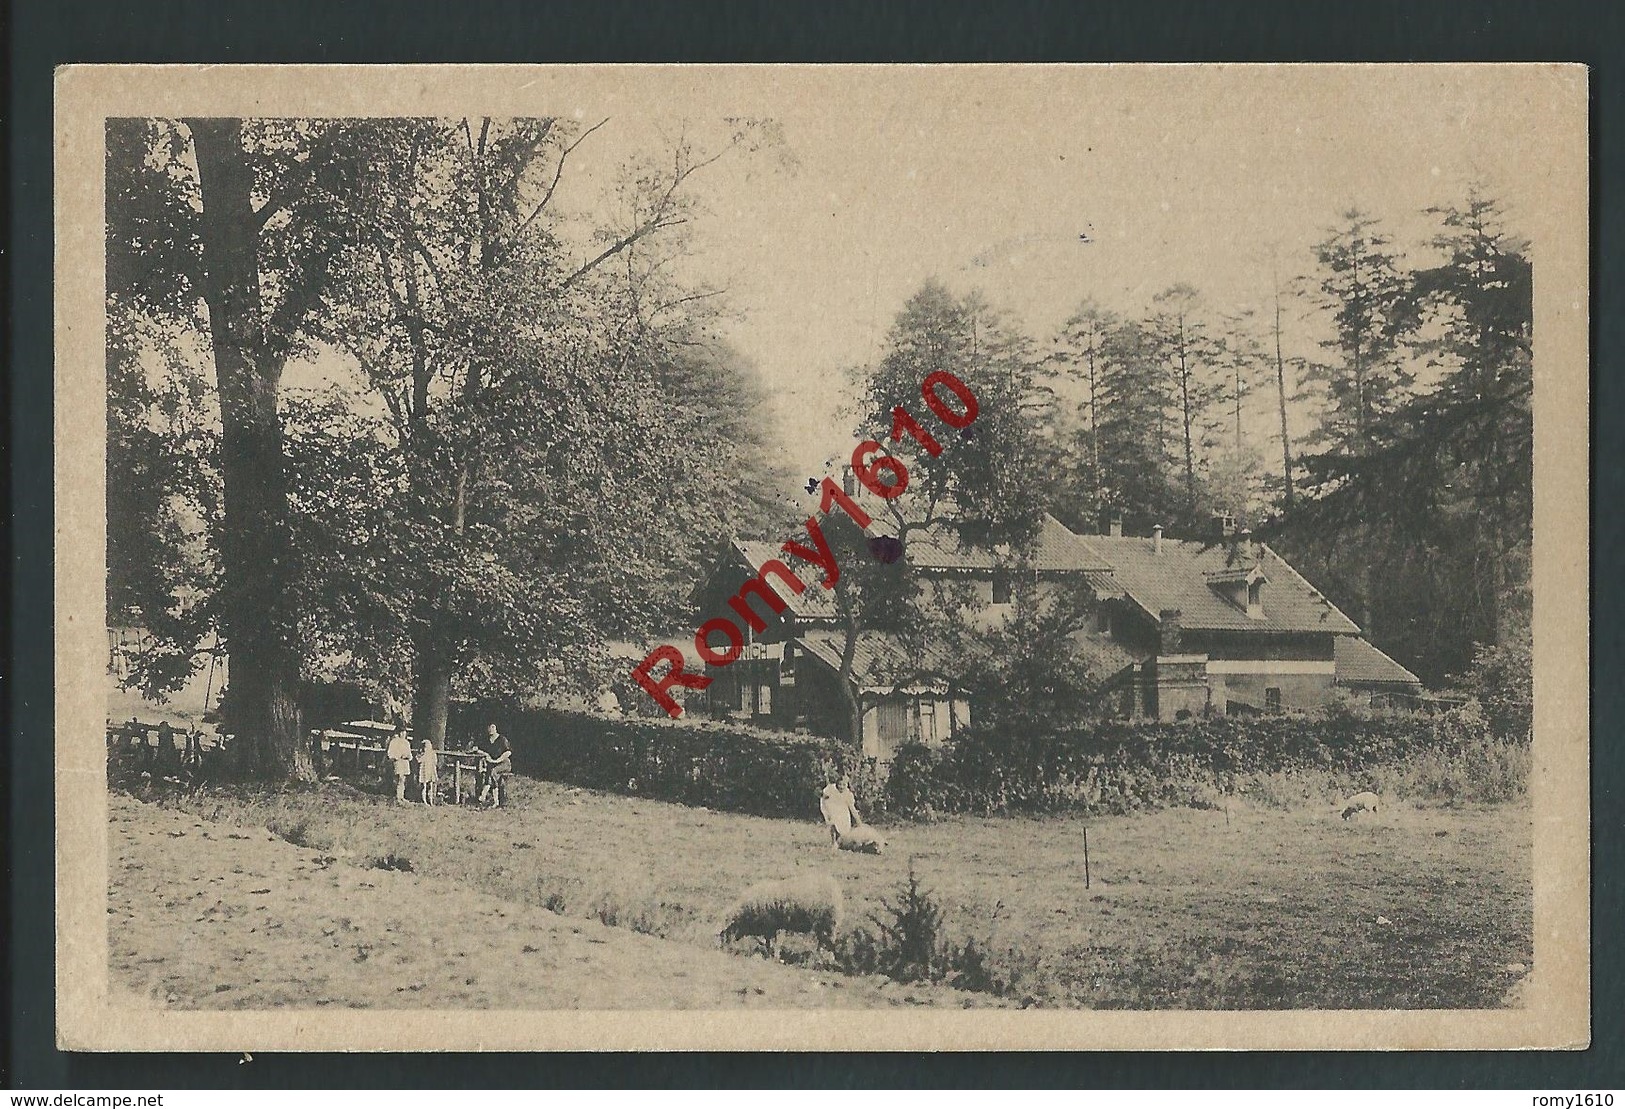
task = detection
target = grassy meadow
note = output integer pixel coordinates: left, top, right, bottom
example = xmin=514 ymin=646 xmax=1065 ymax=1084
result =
xmin=135 ymin=769 xmax=1532 ymax=1010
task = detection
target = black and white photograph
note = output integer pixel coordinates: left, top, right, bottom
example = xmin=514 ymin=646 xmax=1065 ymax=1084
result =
xmin=54 ymin=64 xmax=1590 ymax=1051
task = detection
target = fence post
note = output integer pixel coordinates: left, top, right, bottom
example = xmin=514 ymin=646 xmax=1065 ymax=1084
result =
xmin=1083 ymin=825 xmax=1091 ymax=890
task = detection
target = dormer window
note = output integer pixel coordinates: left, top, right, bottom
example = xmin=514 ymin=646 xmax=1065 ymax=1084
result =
xmin=1205 ymin=564 xmax=1268 ymax=619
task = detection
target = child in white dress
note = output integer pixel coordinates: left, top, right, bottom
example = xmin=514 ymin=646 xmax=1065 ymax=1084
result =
xmin=417 ymin=738 xmax=439 ymax=805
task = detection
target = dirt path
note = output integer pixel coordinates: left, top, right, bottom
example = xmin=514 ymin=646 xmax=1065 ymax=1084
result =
xmin=108 ymin=794 xmax=995 ymax=1010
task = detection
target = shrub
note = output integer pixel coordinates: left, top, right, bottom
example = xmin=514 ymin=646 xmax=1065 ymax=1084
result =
xmin=1454 ymin=635 xmax=1534 ymax=743
xmin=883 ymin=744 xmax=960 ymax=817
xmin=837 ymin=865 xmax=1041 ymax=1000
xmin=881 ymin=705 xmax=1524 ymax=818
xmin=944 ymin=934 xmax=1039 ymax=1000
xmin=446 ymin=703 xmax=861 ymax=821
xmin=865 ymin=864 xmax=947 ymax=983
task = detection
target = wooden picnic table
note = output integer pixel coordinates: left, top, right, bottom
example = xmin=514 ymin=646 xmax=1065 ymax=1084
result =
xmin=314 ymin=729 xmax=386 ymax=776
xmin=310 ymin=727 xmax=491 ymax=804
xmin=439 ymin=748 xmax=488 ymax=805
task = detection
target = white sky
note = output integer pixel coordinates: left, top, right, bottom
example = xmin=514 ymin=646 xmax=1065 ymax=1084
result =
xmin=287 ymin=67 xmax=1563 ymax=480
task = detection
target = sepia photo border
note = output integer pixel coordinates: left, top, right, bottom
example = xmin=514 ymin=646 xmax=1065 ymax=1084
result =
xmin=53 ymin=62 xmax=1591 ymax=1053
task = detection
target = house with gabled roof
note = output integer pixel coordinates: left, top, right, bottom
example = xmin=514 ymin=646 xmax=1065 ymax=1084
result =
xmin=689 ymin=533 xmax=977 ymax=764
xmin=685 ymin=504 xmax=1421 ymax=760
xmin=1073 ymin=515 xmax=1419 ymax=717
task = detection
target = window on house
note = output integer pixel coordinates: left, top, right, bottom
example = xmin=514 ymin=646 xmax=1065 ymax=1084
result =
xmin=878 ymin=700 xmax=909 ymax=751
xmin=1265 ymin=687 xmax=1282 ymax=713
xmin=757 ymin=683 xmax=772 ymax=716
xmin=992 ymin=571 xmax=1013 ymax=604
xmin=913 ymin=701 xmax=937 ymax=746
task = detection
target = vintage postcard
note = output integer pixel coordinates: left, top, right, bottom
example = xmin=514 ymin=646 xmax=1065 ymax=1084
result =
xmin=55 ymin=64 xmax=1589 ymax=1051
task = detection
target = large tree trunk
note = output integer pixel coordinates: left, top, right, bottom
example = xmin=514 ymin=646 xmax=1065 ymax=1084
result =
xmin=188 ymin=118 xmax=311 ymax=782
xmin=413 ymin=627 xmax=454 ymax=751
xmin=410 ymin=463 xmax=469 ymax=751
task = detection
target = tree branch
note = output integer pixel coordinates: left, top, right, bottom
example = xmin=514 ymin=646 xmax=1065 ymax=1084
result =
xmin=493 ymin=117 xmax=609 ymax=266
xmin=555 ymin=130 xmax=736 ymax=293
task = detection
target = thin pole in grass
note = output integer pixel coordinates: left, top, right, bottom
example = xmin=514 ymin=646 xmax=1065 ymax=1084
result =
xmin=1082 ymin=825 xmax=1091 ymax=890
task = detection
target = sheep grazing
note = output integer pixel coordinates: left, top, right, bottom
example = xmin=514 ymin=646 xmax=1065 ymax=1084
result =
xmin=718 ymin=872 xmax=844 ymax=958
xmin=1340 ymin=790 xmax=1381 ymax=820
xmin=836 ymin=823 xmax=886 ymax=855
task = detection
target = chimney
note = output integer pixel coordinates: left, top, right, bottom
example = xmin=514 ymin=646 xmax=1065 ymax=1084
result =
xmin=1106 ymin=509 xmax=1124 ymax=538
xmin=1159 ymin=608 xmax=1182 ymax=654
xmin=1238 ymin=526 xmax=1256 ymax=562
xmin=1152 ymin=523 xmax=1164 ymax=554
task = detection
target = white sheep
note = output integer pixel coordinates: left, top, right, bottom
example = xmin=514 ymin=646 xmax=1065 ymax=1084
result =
xmin=1339 ymin=790 xmax=1381 ymax=820
xmin=818 ymin=778 xmax=884 ymax=854
xmin=835 ymin=823 xmax=886 ymax=855
xmin=717 ymin=872 xmax=844 ymax=958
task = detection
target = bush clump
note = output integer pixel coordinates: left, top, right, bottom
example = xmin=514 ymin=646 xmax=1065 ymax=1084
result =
xmin=881 ymin=703 xmax=1527 ymax=817
xmin=836 ymin=865 xmax=1037 ymax=1000
xmin=447 ymin=703 xmax=864 ymax=821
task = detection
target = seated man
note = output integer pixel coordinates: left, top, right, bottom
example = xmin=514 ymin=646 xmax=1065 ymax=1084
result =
xmin=477 ymin=723 xmax=512 ymax=809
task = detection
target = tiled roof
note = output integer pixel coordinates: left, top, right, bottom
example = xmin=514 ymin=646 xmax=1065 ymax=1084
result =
xmin=733 ymin=540 xmax=841 ymax=621
xmin=1334 ymin=635 xmax=1422 ymax=686
xmin=795 ymin=630 xmax=968 ymax=693
xmin=731 ymin=513 xmax=1108 ymax=624
xmin=903 ymin=514 xmax=1114 ymax=573
xmin=1077 ymin=534 xmax=1361 ymax=635
xmin=1069 ymin=632 xmax=1139 ymax=678
xmin=1080 ymin=570 xmax=1128 ymax=600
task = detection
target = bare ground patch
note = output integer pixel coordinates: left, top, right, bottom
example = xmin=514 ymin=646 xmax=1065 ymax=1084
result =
xmin=107 ymin=793 xmax=1001 ymax=1010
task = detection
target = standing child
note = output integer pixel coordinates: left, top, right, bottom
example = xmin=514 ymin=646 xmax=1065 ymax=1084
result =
xmin=417 ymin=737 xmax=439 ymax=806
xmin=386 ymin=725 xmax=414 ymax=804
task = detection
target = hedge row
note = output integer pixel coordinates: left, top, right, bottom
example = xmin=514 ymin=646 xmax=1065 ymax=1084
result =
xmin=447 ymin=703 xmax=864 ymax=820
xmin=447 ymin=701 xmax=1513 ymax=821
xmin=881 ymin=703 xmax=1513 ymax=816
